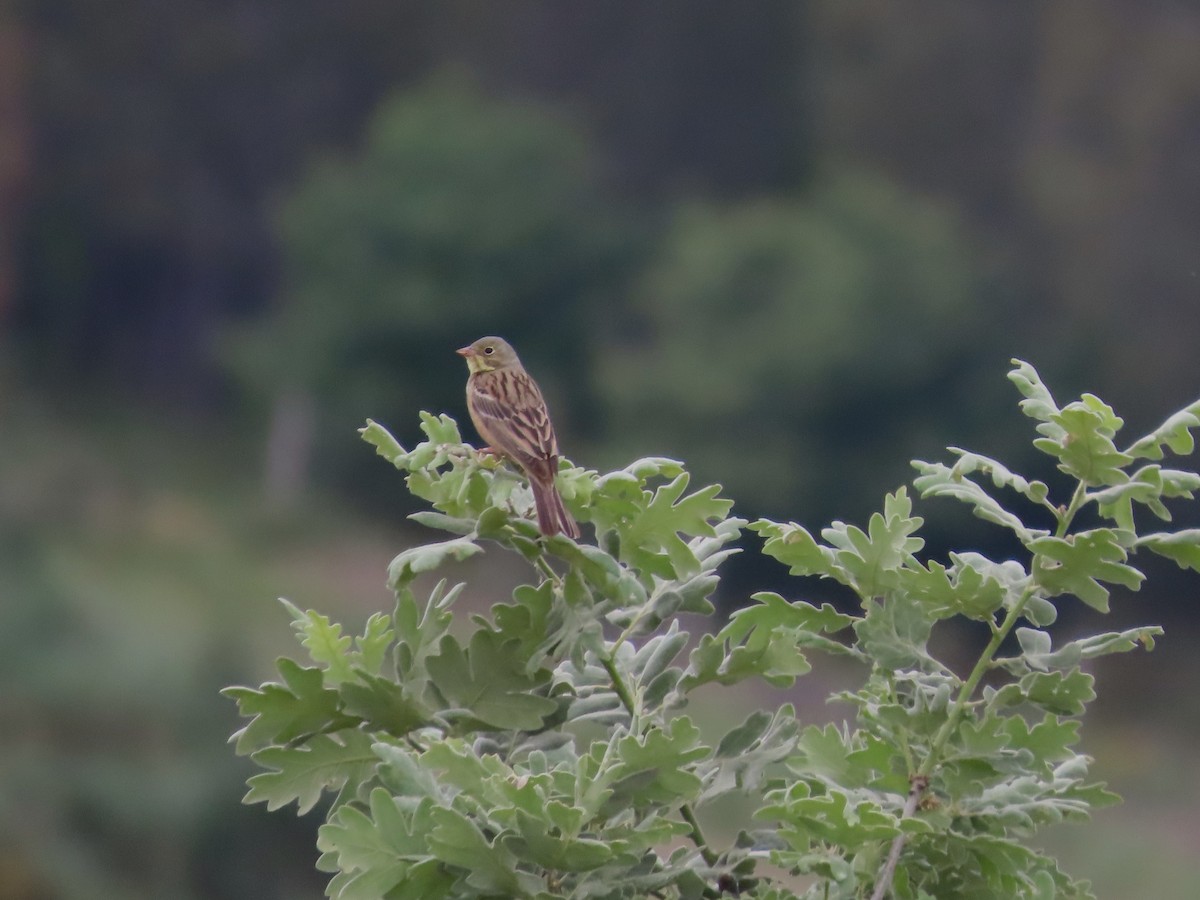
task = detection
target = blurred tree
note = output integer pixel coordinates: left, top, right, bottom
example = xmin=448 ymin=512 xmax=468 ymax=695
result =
xmin=596 ymin=170 xmax=987 ymax=524
xmin=444 ymin=0 xmax=810 ymax=195
xmin=809 ymin=0 xmax=1200 ymax=419
xmin=15 ymin=0 xmax=441 ymax=400
xmin=223 ymin=76 xmax=634 ymax=505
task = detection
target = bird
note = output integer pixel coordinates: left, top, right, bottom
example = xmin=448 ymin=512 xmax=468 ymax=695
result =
xmin=457 ymin=336 xmax=580 ymax=539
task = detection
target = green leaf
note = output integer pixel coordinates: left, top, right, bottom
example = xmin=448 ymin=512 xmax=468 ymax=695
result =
xmin=372 ymin=743 xmax=448 ymax=802
xmin=682 ymin=593 xmax=853 ymax=690
xmin=704 ymin=706 xmax=800 ymax=800
xmin=417 ymin=410 xmax=463 ymax=446
xmin=992 ymin=669 xmax=1096 ymax=716
xmin=630 ymin=624 xmax=690 ymax=690
xmin=549 ymin=539 xmax=649 ymax=619
xmin=957 ymin=760 xmax=1105 ymax=829
xmin=1003 ymin=716 xmax=1082 ymax=770
xmin=486 ymin=580 xmax=556 ymax=668
xmin=820 ymin=488 xmax=925 ymax=598
xmin=622 ymin=456 xmax=686 ymax=481
xmin=393 ymin=580 xmax=459 ymax=689
xmin=387 ymin=537 xmax=483 ymax=589
xmin=427 ymin=806 xmax=534 ymax=896
xmin=1125 ymin=400 xmax=1200 ymax=459
xmin=1088 ymin=465 xmax=1200 ymax=530
xmin=787 ymin=724 xmax=857 ymax=785
xmin=605 ymin=717 xmax=709 ymax=808
xmin=946 ymin=448 xmax=1052 ymax=506
xmin=760 ymin=781 xmax=902 ymax=847
xmin=912 ymin=461 xmax=1046 ymax=543
xmin=354 ymin=613 xmax=395 ymax=677
xmin=281 ymin=599 xmax=355 ymax=685
xmin=752 ymin=518 xmax=839 ymax=577
xmin=1008 ymin=359 xmax=1061 ymax=426
xmin=1033 ymin=395 xmax=1132 ymax=486
xmin=1014 ymin=625 xmax=1161 ymax=672
xmin=616 ymin=472 xmax=736 ymax=581
xmin=903 ymin=552 xmax=1022 ymax=621
xmin=425 ymin=630 xmax=558 ymax=730
xmin=1136 ymin=529 xmax=1200 ymax=573
xmin=853 ymin=595 xmax=934 ymax=671
xmin=1030 ymin=529 xmax=1145 ymax=612
xmin=316 ymin=791 xmax=453 ymax=900
xmin=406 ymin=511 xmax=479 ymax=535
xmin=505 ymin=810 xmax=613 ymax=872
xmin=244 ymin=729 xmax=377 ymax=814
xmin=338 ymin=672 xmax=428 ymax=737
xmin=224 ymin=658 xmax=357 ymax=754
xmin=359 ymin=418 xmax=408 ymax=467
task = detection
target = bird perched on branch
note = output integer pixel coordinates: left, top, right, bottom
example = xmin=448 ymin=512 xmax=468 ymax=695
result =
xmin=457 ymin=336 xmax=580 ymax=539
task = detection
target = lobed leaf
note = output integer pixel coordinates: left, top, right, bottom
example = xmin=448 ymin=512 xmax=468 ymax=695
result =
xmin=1136 ymin=529 xmax=1200 ymax=573
xmin=1088 ymin=465 xmax=1200 ymax=529
xmin=427 ymin=806 xmax=536 ymax=896
xmin=751 ymin=519 xmax=839 ymax=578
xmin=224 ymin=658 xmax=357 ymax=755
xmin=903 ymin=552 xmax=1024 ymax=622
xmin=1125 ymin=400 xmax=1200 ymax=460
xmin=1033 ymin=396 xmax=1132 ymax=486
xmin=388 ymin=537 xmax=483 ymax=589
xmin=425 ymin=630 xmax=558 ymax=731
xmin=281 ymin=599 xmax=355 ymax=685
xmin=703 ymin=706 xmax=800 ymax=801
xmin=1008 ymin=359 xmax=1062 ymax=427
xmin=681 ymin=593 xmax=853 ymax=692
xmin=1013 ymin=625 xmax=1161 ymax=672
xmin=244 ymin=730 xmax=377 ymax=814
xmin=338 ymin=672 xmax=428 ymax=737
xmin=947 ymin=448 xmax=1052 ymax=507
xmin=912 ymin=461 xmax=1046 ymax=543
xmin=359 ymin=418 xmax=408 ymax=468
xmin=853 ymin=595 xmax=934 ymax=671
xmin=820 ymin=488 xmax=925 ymax=599
xmin=1030 ymin=529 xmax=1144 ymax=612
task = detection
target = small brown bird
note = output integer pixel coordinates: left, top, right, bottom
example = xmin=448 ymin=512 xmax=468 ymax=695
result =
xmin=457 ymin=336 xmax=580 ymax=539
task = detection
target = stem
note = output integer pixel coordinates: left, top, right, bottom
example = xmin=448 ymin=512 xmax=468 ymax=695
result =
xmin=885 ymin=676 xmax=916 ymax=775
xmin=533 ymin=552 xmax=562 ymax=588
xmin=918 ymin=585 xmax=1033 ymax=778
xmin=869 ymin=776 xmax=928 ymax=900
xmin=872 ymin=480 xmax=1089 ymax=897
xmin=599 ymin=648 xmax=719 ymax=869
xmin=599 ymin=652 xmax=638 ymax=720
xmin=1057 ymin=481 xmax=1088 ymax=538
xmin=679 ymin=802 xmax=720 ymax=868
xmin=918 ymin=481 xmax=1086 ymax=779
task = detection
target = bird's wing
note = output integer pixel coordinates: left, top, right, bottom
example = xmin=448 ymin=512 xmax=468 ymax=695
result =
xmin=469 ymin=369 xmax=560 ymax=480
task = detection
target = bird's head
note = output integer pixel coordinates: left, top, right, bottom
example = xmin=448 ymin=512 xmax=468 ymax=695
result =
xmin=456 ymin=336 xmax=519 ymax=374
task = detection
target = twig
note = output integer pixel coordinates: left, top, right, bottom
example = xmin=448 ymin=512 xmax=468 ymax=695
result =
xmin=599 ymin=649 xmax=719 ymax=869
xmin=533 ymin=552 xmax=562 ymax=588
xmin=599 ymin=652 xmax=639 ymax=720
xmin=873 ymin=481 xmax=1089 ymax=897
xmin=869 ymin=774 xmax=929 ymax=900
xmin=679 ymin=802 xmax=720 ymax=868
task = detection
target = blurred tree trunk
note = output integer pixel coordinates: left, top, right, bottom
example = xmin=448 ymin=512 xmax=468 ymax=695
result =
xmin=0 ymin=10 xmax=31 ymax=325
xmin=263 ymin=388 xmax=315 ymax=508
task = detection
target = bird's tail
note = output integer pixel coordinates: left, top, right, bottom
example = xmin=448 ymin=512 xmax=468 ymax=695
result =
xmin=532 ymin=478 xmax=580 ymax=540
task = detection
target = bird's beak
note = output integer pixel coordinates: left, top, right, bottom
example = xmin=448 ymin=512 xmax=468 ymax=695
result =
xmin=456 ymin=346 xmax=473 ymax=358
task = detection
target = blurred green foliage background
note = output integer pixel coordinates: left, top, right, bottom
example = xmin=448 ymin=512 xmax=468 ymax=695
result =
xmin=2 ymin=2 xmax=1199 ymax=897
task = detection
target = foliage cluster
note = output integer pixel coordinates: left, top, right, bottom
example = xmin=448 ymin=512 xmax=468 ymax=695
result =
xmin=228 ymin=361 xmax=1200 ymax=898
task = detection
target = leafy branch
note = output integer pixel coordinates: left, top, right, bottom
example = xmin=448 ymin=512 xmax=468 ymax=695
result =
xmin=226 ymin=360 xmax=1199 ymax=899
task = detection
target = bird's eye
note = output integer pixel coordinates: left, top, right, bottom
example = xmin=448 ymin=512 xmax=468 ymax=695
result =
xmin=484 ymin=346 xmax=494 ymax=355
